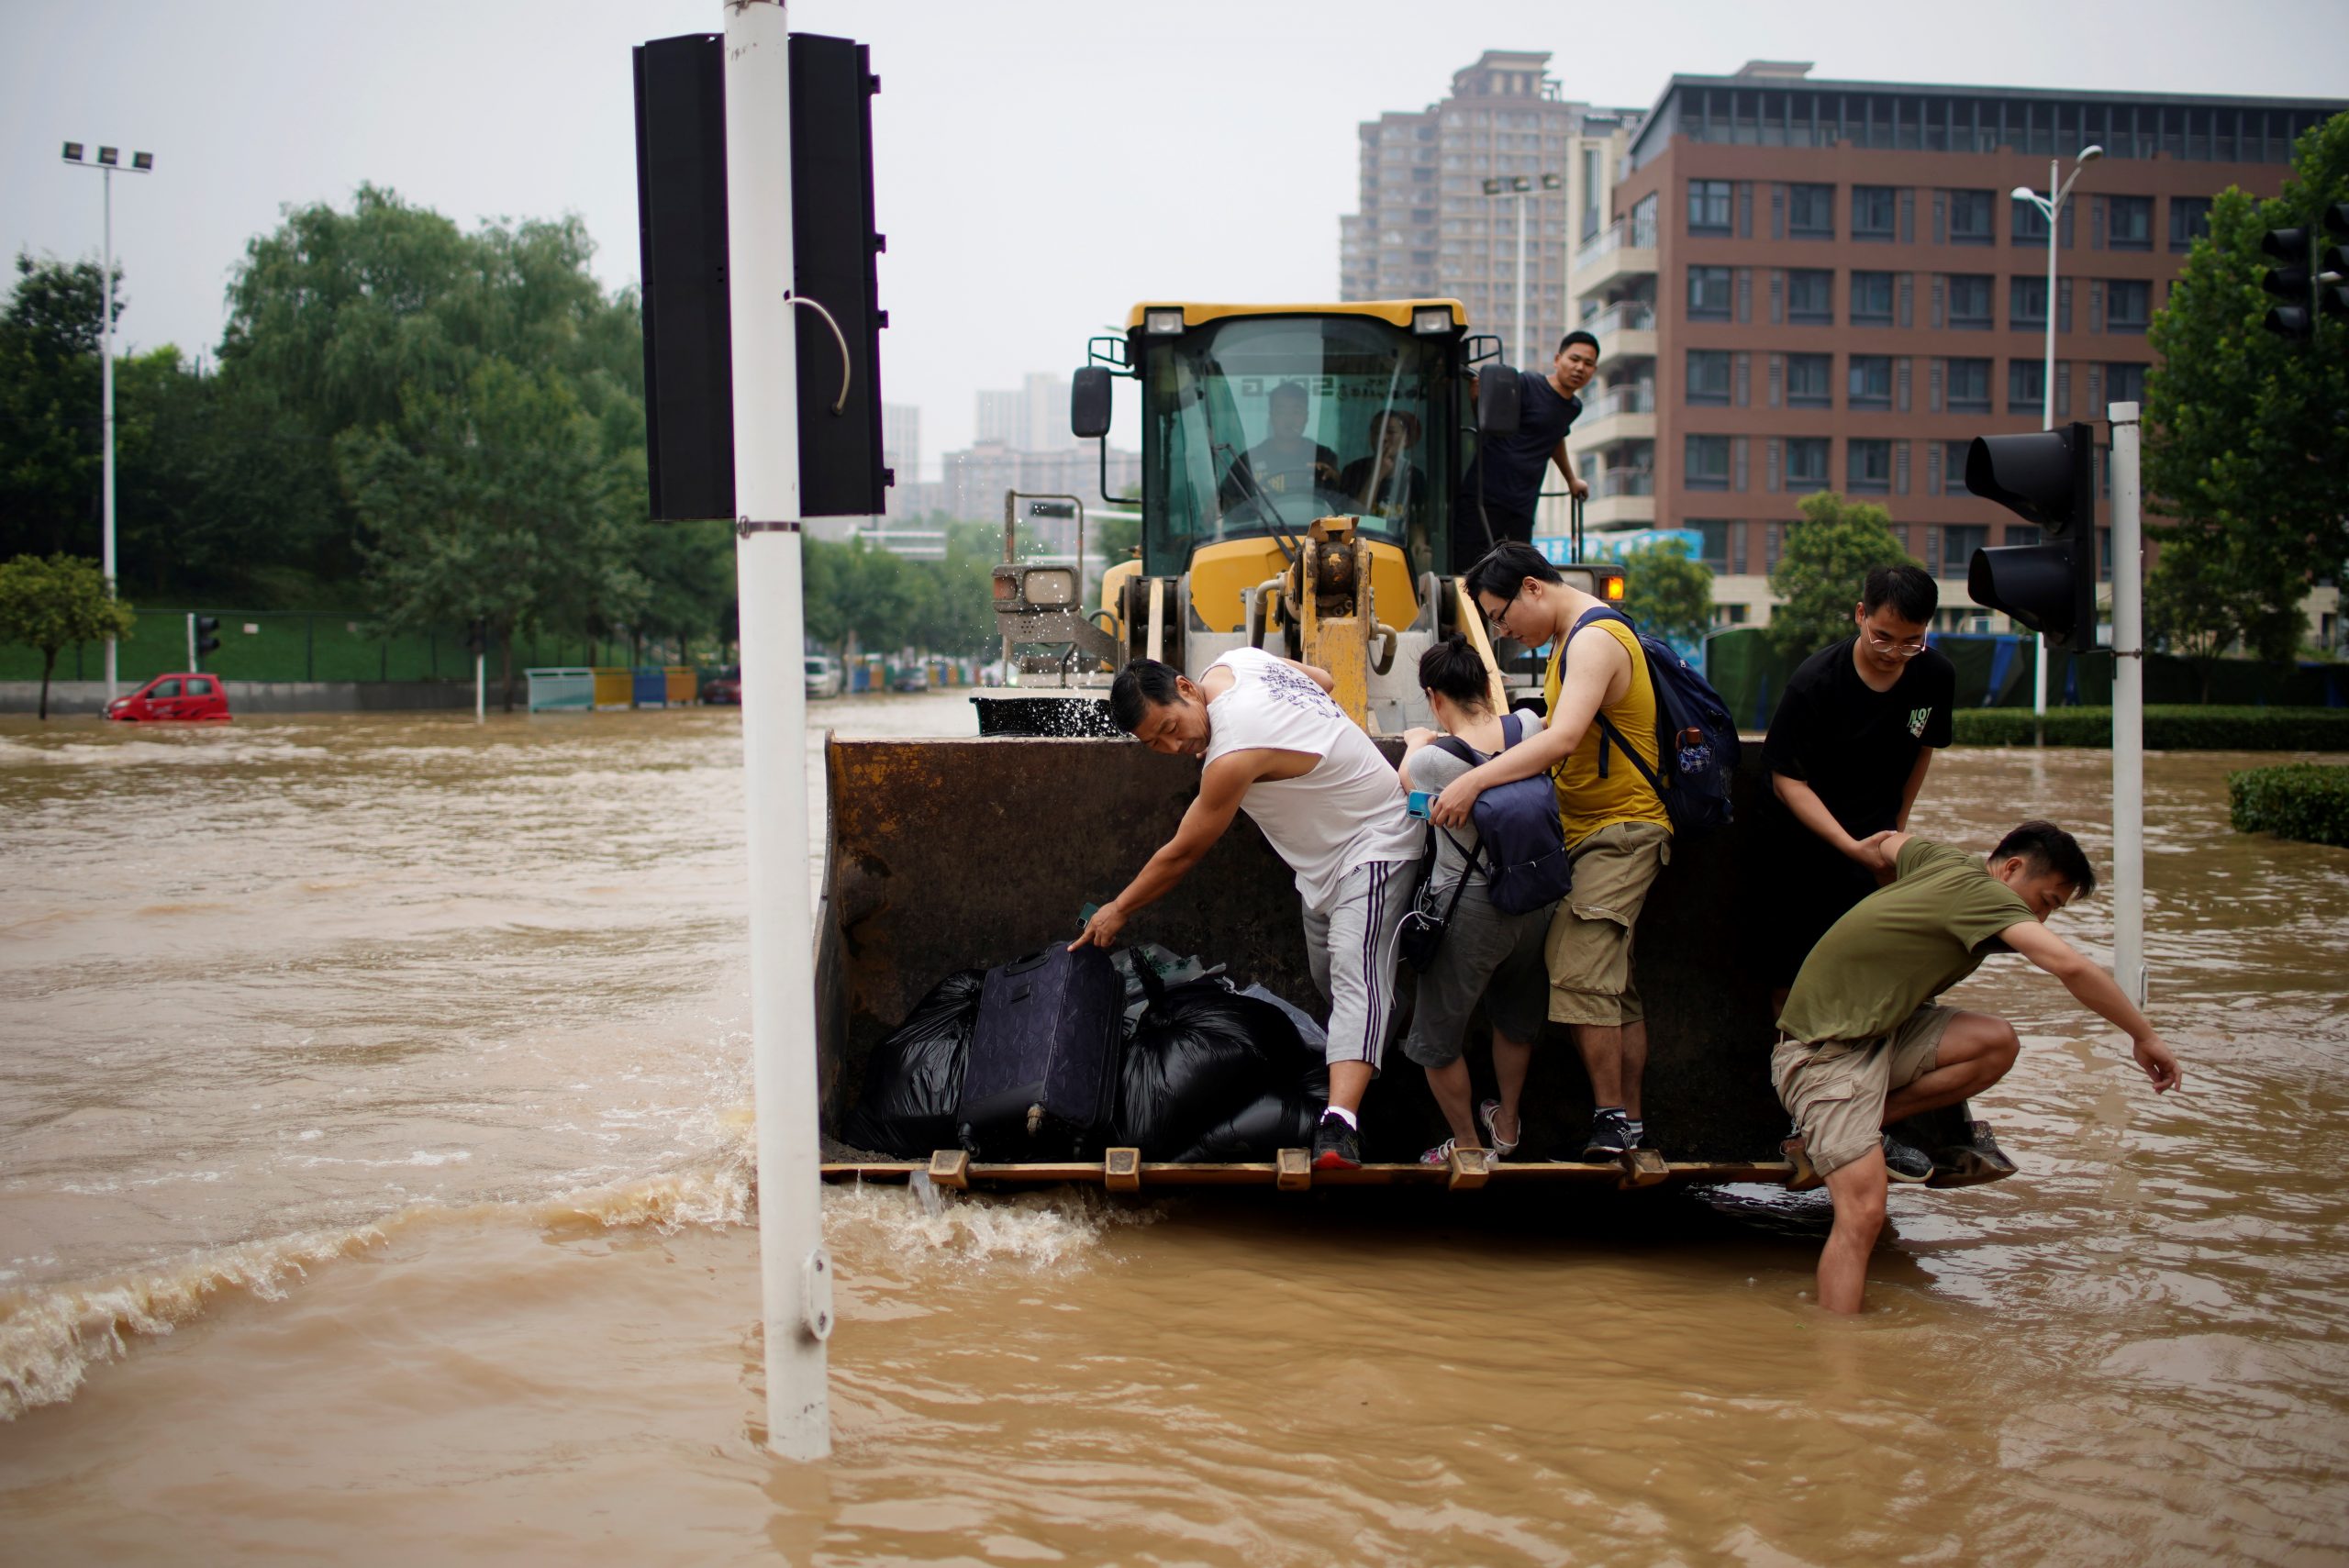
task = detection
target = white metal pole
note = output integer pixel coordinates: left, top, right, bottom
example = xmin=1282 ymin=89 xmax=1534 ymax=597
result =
xmin=2109 ymin=400 xmax=2145 ymax=1006
xmin=1512 ymin=191 xmax=1528 ymax=373
xmin=2034 ymin=158 xmax=2057 ymax=727
xmin=102 ymin=165 xmax=118 ymax=703
xmin=724 ymin=0 xmax=830 ymax=1462
xmin=185 ymin=611 xmax=195 ymax=673
xmin=474 ymin=651 xmax=485 ymax=724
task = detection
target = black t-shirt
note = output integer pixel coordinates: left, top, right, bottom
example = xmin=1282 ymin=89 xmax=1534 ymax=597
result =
xmin=1764 ymin=637 xmax=1956 ymax=854
xmin=1459 ymin=370 xmax=1580 ymax=521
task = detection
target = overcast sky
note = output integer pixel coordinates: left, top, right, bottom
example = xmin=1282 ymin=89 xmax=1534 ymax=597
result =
xmin=6 ymin=0 xmax=2345 ymax=478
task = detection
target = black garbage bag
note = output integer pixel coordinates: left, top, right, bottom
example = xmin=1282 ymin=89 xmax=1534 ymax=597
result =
xmin=1113 ymin=974 xmax=1316 ymax=1158
xmin=836 ymin=968 xmax=985 ymax=1156
xmin=1170 ymin=1063 xmax=1330 ymax=1162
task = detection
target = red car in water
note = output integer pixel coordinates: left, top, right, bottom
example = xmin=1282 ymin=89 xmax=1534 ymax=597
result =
xmin=106 ymin=672 xmax=233 ymax=722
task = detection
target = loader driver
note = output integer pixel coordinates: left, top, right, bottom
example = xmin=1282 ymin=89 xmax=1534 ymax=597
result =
xmin=1229 ymin=380 xmax=1341 ymax=501
xmin=1074 ymin=651 xmax=1425 ymax=1171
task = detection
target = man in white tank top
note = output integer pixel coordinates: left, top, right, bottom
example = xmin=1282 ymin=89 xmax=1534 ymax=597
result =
xmin=1072 ymin=651 xmax=1424 ymax=1170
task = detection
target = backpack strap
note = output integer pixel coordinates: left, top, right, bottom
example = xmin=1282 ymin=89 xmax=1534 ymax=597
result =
xmin=1420 ymin=734 xmax=1489 ymax=883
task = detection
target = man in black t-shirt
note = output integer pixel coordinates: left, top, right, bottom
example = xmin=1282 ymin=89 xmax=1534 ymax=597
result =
xmin=1762 ymin=563 xmax=1957 ymax=997
xmin=1453 ymin=331 xmax=1598 ymax=565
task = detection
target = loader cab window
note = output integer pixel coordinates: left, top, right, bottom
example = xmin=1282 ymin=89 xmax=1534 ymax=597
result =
xmin=1141 ymin=315 xmax=1455 ymax=578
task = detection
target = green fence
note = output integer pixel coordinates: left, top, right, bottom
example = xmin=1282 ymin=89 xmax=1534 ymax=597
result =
xmin=0 ymin=610 xmax=700 ymax=686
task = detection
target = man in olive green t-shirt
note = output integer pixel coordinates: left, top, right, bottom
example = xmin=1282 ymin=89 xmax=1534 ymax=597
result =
xmin=1773 ymin=820 xmax=2182 ymax=1314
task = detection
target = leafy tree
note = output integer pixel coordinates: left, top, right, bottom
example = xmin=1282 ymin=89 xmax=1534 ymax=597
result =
xmin=1619 ymin=539 xmax=1715 ymax=651
xmin=0 ymin=552 xmax=135 ymax=719
xmin=0 ymin=254 xmax=118 ymax=562
xmin=337 ymin=360 xmax=646 ymax=709
xmin=2145 ymin=112 xmax=2349 ymax=666
xmin=1766 ymin=491 xmax=1922 ymax=661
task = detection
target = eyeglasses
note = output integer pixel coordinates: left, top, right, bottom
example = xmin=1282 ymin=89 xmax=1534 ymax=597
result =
xmin=1481 ymin=588 xmax=1520 ymax=638
xmin=1862 ymin=628 xmax=1930 ymax=658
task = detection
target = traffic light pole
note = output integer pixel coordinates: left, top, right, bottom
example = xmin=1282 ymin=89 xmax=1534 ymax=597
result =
xmin=2109 ymin=400 xmax=2145 ymax=1007
xmin=724 ymin=0 xmax=832 ymax=1461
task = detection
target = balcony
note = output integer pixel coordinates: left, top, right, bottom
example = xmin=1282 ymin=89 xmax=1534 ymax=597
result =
xmin=1570 ymin=215 xmax=1657 ymax=293
xmin=1578 ymin=298 xmax=1656 ymax=362
xmin=1581 ymin=466 xmax=1655 ymax=529
xmin=1573 ymin=382 xmax=1655 ymax=449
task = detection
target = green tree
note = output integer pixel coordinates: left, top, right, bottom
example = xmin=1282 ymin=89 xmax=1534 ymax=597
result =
xmin=0 ymin=552 xmax=135 ymax=719
xmin=1619 ymin=538 xmax=1715 ymax=651
xmin=337 ymin=360 xmax=646 ymax=709
xmin=1765 ymin=491 xmax=1922 ymax=661
xmin=0 ymin=254 xmax=118 ymax=562
xmin=2145 ymin=112 xmax=2349 ymax=666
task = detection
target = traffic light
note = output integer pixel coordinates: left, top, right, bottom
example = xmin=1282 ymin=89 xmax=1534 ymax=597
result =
xmin=466 ymin=618 xmax=488 ymax=658
xmin=2322 ymin=201 xmax=2349 ymax=324
xmin=194 ymin=615 xmax=221 ymax=662
xmin=2261 ymin=224 xmax=2314 ymax=339
xmin=1965 ymin=422 xmax=2099 ymax=650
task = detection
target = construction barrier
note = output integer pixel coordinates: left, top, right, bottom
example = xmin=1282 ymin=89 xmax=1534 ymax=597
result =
xmin=632 ymin=666 xmax=669 ymax=707
xmin=593 ymin=668 xmax=634 ymax=710
xmin=526 ymin=668 xmax=596 ymax=712
xmin=664 ymin=666 xmax=696 ymax=705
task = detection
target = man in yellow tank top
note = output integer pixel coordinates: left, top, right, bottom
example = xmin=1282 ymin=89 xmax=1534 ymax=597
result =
xmin=1433 ymin=542 xmax=1673 ymax=1161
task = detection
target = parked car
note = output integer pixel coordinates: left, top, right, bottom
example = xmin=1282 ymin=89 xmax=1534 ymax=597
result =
xmin=890 ymin=663 xmax=930 ymax=694
xmin=701 ymin=665 xmax=742 ymax=706
xmin=106 ymin=672 xmax=232 ymax=723
xmin=805 ymin=653 xmax=843 ymax=700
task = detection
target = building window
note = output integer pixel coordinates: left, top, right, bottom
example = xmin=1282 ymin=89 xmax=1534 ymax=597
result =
xmin=1690 ymin=519 xmax=1733 ymax=572
xmin=2011 ymin=195 xmax=2051 ymax=246
xmin=2106 ymin=279 xmax=2152 ymax=333
xmin=1847 ymin=438 xmax=1893 ymax=493
xmin=2169 ymin=196 xmax=2213 ymax=252
xmin=1787 ymin=268 xmax=1833 ymax=324
xmin=2010 ymin=275 xmax=2049 ymax=329
xmin=1786 ymin=437 xmax=1831 ymax=491
xmin=2006 ymin=522 xmax=2042 ymax=547
xmin=1851 ymin=271 xmax=1896 ymax=326
xmin=1687 ymin=265 xmax=1733 ymax=320
xmin=1943 ymin=439 xmax=1972 ymax=490
xmin=1688 ymin=179 xmax=1733 ymax=235
xmin=1786 ymin=353 xmax=1834 ymax=409
xmin=1854 ymin=184 xmax=1898 ymax=241
xmin=1948 ymin=189 xmax=1995 ymax=244
xmin=1947 ymin=273 xmax=1993 ymax=329
xmin=1686 ymin=434 xmax=1731 ymax=490
xmin=2106 ymin=195 xmax=2153 ymax=251
xmin=2009 ymin=358 xmax=2046 ymax=415
xmin=1943 ymin=524 xmax=1989 ymax=574
xmin=1947 ymin=357 xmax=1992 ymax=413
xmin=1848 ymin=355 xmax=1893 ymax=410
xmin=2105 ymin=361 xmax=2147 ymax=406
xmin=1788 ymin=183 xmax=1835 ymax=238
xmin=1687 ymin=350 xmax=1733 ymax=406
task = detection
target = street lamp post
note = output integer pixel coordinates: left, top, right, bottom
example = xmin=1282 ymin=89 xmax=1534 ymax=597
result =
xmin=2009 ymin=144 xmax=2101 ymax=724
xmin=60 ymin=141 xmax=154 ymax=704
xmin=1483 ymin=172 xmax=1562 ymax=371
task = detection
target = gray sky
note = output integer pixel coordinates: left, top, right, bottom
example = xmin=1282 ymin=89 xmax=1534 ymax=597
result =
xmin=6 ymin=0 xmax=2345 ymax=478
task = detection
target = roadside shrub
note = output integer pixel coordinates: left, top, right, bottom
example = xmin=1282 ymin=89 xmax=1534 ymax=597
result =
xmin=1951 ymin=706 xmax=2349 ymax=751
xmin=2229 ymin=764 xmax=2349 ymax=848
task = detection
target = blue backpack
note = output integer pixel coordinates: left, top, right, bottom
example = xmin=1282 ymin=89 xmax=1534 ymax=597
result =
xmin=1564 ymin=606 xmax=1742 ymax=838
xmin=1431 ymin=711 xmax=1573 ymax=916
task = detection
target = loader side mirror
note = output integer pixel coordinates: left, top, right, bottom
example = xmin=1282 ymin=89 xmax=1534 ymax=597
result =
xmin=1072 ymin=366 xmax=1113 ymax=439
xmin=1476 ymin=364 xmax=1521 ymax=435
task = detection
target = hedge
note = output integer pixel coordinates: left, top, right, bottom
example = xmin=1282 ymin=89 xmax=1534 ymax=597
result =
xmin=1951 ymin=706 xmax=2349 ymax=751
xmin=2229 ymin=764 xmax=2349 ymax=848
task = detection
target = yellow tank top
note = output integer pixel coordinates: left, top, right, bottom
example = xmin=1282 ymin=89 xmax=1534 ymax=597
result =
xmin=1543 ymin=617 xmax=1673 ymax=847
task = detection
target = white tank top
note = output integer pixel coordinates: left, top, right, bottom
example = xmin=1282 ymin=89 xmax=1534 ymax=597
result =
xmin=1203 ymin=649 xmax=1423 ymax=910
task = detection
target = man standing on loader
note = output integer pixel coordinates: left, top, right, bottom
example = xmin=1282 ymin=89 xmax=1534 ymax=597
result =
xmin=1073 ymin=651 xmax=1423 ymax=1171
xmin=1455 ymin=330 xmax=1598 ymax=562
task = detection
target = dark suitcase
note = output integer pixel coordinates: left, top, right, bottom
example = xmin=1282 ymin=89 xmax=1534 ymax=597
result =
xmin=955 ymin=945 xmax=1124 ymax=1159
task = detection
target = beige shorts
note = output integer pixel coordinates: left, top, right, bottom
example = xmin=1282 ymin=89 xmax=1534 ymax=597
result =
xmin=1769 ymin=1006 xmax=1958 ymax=1177
xmin=1545 ymin=819 xmax=1672 ymax=1028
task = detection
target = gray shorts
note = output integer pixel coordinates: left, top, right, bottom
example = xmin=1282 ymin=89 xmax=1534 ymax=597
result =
xmin=1302 ymin=859 xmax=1416 ymax=1072
xmin=1401 ymin=891 xmax=1554 ymax=1068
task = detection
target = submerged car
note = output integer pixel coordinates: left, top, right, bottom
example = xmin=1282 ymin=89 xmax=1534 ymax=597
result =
xmin=806 ymin=654 xmax=843 ymax=699
xmin=701 ymin=666 xmax=742 ymax=706
xmin=106 ymin=672 xmax=232 ymax=723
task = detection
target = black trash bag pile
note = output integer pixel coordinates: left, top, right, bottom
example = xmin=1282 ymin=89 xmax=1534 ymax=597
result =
xmin=836 ymin=967 xmax=985 ymax=1155
xmin=840 ymin=952 xmax=1328 ymax=1162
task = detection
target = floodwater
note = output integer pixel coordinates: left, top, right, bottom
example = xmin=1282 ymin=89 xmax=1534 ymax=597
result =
xmin=2 ymin=698 xmax=2345 ymax=1565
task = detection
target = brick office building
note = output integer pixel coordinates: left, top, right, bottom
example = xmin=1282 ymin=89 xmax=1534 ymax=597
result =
xmin=1564 ymin=63 xmax=2345 ymax=631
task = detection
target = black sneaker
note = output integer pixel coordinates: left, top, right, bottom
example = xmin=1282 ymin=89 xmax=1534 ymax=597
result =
xmin=1310 ymin=1112 xmax=1362 ymax=1171
xmin=1881 ymin=1131 xmax=1933 ymax=1184
xmin=1580 ymin=1109 xmax=1634 ymax=1162
xmin=1929 ymin=1120 xmax=2020 ymax=1188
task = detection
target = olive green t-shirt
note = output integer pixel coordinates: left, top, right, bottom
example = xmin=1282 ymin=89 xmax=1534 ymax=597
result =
xmin=1778 ymin=838 xmax=2036 ymax=1046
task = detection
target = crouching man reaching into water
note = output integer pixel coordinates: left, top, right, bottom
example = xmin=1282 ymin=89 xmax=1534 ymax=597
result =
xmin=1074 ymin=651 xmax=1424 ymax=1171
xmin=1775 ymin=820 xmax=2182 ymax=1314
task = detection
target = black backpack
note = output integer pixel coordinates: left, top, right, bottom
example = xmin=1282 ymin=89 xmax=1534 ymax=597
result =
xmin=1431 ymin=711 xmax=1573 ymax=916
xmin=1565 ymin=606 xmax=1742 ymax=838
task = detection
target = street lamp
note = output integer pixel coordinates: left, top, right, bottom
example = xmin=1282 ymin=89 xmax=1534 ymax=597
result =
xmin=2009 ymin=143 xmax=2101 ymax=721
xmin=60 ymin=139 xmax=155 ymax=703
xmin=1484 ymin=172 xmax=1562 ymax=370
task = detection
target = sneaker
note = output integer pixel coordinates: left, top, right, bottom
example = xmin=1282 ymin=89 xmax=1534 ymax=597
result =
xmin=1311 ymin=1112 xmax=1363 ymax=1172
xmin=1418 ymin=1137 xmax=1460 ymax=1167
xmin=1880 ymin=1131 xmax=1933 ymax=1184
xmin=1580 ymin=1109 xmax=1634 ymax=1162
xmin=1476 ymin=1099 xmax=1520 ymax=1160
xmin=1780 ymin=1129 xmax=1823 ymax=1192
xmin=1929 ymin=1120 xmax=2019 ymax=1188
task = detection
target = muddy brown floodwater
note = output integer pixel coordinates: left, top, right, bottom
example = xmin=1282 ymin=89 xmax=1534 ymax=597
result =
xmin=1 ymin=701 xmax=2344 ymax=1564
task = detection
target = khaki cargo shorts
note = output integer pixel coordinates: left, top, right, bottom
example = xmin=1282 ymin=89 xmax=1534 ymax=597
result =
xmin=1769 ymin=1006 xmax=1958 ymax=1177
xmin=1545 ymin=819 xmax=1672 ymax=1028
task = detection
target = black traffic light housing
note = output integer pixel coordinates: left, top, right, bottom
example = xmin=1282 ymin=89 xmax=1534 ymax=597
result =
xmin=466 ymin=618 xmax=488 ymax=658
xmin=194 ymin=614 xmax=222 ymax=662
xmin=2322 ymin=201 xmax=2349 ymax=323
xmin=2262 ymin=225 xmax=2315 ymax=340
xmin=1964 ymin=422 xmax=2099 ymax=650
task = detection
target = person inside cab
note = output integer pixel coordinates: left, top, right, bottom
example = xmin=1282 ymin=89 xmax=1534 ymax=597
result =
xmin=1224 ymin=380 xmax=1339 ymax=506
